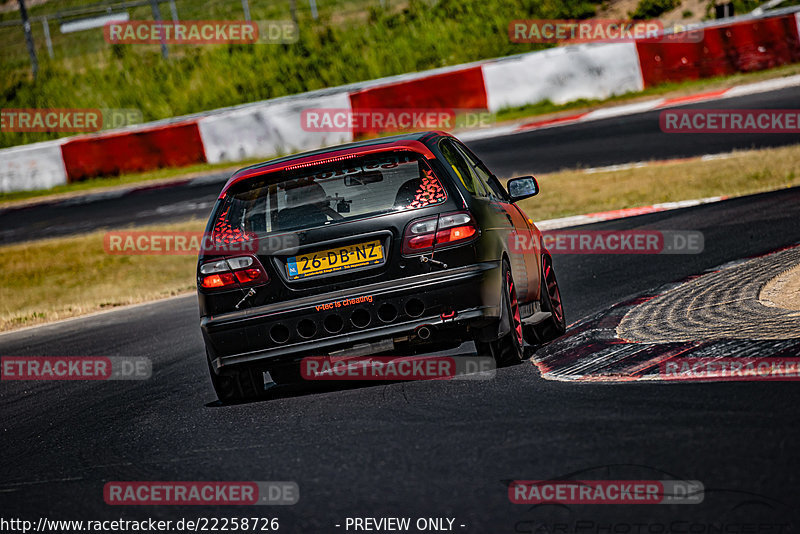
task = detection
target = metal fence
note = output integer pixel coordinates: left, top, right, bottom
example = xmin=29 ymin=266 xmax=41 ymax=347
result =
xmin=0 ymin=0 xmax=397 ymax=74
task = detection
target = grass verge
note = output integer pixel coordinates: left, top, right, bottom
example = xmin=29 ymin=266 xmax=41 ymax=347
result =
xmin=1 ymin=143 xmax=799 ymax=332
xmin=0 ymin=219 xmax=203 ymax=332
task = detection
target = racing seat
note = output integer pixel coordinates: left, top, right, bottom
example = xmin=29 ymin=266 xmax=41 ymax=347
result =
xmin=393 ymin=163 xmax=429 ymax=208
xmin=276 ymin=181 xmax=330 ymax=230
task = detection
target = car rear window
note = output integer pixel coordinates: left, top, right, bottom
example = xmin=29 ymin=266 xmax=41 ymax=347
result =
xmin=212 ymin=151 xmax=447 ymax=237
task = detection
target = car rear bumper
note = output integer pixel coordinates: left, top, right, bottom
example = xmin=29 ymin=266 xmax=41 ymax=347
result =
xmin=202 ymin=261 xmax=501 ymax=371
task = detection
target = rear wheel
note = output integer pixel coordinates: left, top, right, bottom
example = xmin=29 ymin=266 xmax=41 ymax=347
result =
xmin=476 ymin=261 xmax=524 ymax=367
xmin=529 ymin=254 xmax=566 ymax=345
xmin=207 ymin=352 xmax=265 ymax=404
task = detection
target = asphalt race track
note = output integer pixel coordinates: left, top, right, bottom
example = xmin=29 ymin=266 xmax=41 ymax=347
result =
xmin=1 ymin=85 xmax=799 ymax=245
xmin=2 ymin=176 xmax=800 ymax=529
xmin=2 ymin=82 xmax=800 ymax=530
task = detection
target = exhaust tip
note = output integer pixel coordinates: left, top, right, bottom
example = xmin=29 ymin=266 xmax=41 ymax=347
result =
xmin=415 ymin=325 xmax=433 ymax=341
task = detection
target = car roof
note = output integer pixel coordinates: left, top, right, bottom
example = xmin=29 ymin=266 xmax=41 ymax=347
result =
xmin=221 ymin=131 xmax=452 ymax=195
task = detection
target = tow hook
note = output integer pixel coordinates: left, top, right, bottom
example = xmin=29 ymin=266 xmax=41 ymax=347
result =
xmin=420 ymin=255 xmax=447 ymax=269
xmin=234 ymin=288 xmax=257 ymax=310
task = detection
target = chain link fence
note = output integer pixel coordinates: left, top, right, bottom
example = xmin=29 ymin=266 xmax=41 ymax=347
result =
xmin=0 ymin=0 xmax=400 ymax=73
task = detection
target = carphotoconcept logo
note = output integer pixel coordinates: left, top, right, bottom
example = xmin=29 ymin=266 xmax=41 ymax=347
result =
xmin=301 ymin=356 xmax=495 ymax=381
xmin=301 ymin=108 xmax=494 ymax=134
xmin=104 ymin=20 xmax=298 ymax=44
xmin=509 ymin=19 xmax=703 ymax=43
xmin=103 ymin=481 xmax=298 ymax=505
xmin=509 ymin=230 xmax=704 ymax=255
xmin=1 ymin=108 xmax=142 ymax=133
xmin=660 ymin=109 xmax=800 ymax=133
xmin=1 ymin=356 xmax=151 ymax=380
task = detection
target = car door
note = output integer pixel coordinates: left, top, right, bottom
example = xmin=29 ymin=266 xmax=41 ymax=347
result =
xmin=452 ymin=141 xmax=541 ymax=304
xmin=437 ymin=137 xmax=509 ymax=259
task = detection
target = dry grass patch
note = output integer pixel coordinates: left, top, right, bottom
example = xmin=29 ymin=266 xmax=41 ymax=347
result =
xmin=516 ymin=145 xmax=800 ymax=220
xmin=0 ymin=220 xmax=204 ymax=331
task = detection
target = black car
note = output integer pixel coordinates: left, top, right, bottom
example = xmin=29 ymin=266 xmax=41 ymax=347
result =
xmin=198 ymin=131 xmax=566 ymax=402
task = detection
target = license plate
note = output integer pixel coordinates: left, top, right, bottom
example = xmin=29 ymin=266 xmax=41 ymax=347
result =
xmin=286 ymin=240 xmax=384 ymax=280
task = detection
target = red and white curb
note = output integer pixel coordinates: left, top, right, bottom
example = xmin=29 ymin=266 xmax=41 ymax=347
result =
xmin=460 ymin=74 xmax=800 ymax=141
xmin=536 ymin=195 xmax=727 ymax=230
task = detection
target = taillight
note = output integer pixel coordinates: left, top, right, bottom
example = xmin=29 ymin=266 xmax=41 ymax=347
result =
xmin=436 ymin=223 xmax=477 ymax=244
xmin=201 ymin=272 xmax=236 ymax=289
xmin=198 ymin=255 xmax=269 ymax=290
xmin=402 ymin=211 xmax=478 ymax=254
xmin=234 ymin=269 xmax=263 ymax=283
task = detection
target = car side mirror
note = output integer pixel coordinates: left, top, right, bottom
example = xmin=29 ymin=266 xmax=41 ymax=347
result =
xmin=507 ymin=176 xmax=539 ymax=202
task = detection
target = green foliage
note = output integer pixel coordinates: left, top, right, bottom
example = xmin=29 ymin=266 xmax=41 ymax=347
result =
xmin=629 ymin=0 xmax=679 ymax=19
xmin=0 ymin=0 xmax=605 ymax=148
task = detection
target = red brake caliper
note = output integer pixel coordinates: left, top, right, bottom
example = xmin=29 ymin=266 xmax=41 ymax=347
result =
xmin=508 ymin=272 xmax=523 ymax=346
xmin=544 ymin=260 xmax=563 ymax=323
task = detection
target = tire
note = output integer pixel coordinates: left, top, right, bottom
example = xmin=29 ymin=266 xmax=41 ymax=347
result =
xmin=529 ymin=254 xmax=566 ymax=345
xmin=207 ymin=351 xmax=265 ymax=404
xmin=476 ymin=260 xmax=524 ymax=367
